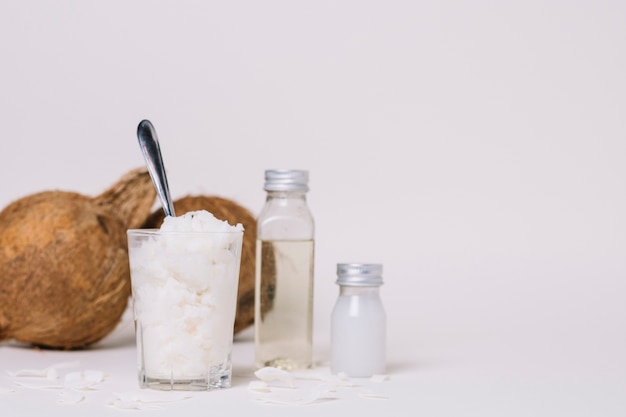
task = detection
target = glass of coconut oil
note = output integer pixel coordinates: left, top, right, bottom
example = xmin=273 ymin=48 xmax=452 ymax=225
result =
xmin=127 ymin=211 xmax=244 ymax=391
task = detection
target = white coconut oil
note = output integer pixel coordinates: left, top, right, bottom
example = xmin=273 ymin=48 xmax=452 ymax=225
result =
xmin=331 ymin=263 xmax=386 ymax=378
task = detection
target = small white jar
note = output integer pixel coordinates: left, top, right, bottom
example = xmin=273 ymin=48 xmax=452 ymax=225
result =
xmin=331 ymin=263 xmax=386 ymax=377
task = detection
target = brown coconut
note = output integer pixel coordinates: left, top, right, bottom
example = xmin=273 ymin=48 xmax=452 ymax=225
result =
xmin=0 ymin=168 xmax=156 ymax=349
xmin=141 ymin=195 xmax=263 ymax=334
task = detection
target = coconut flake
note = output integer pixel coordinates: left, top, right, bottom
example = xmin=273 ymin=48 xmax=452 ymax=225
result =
xmin=58 ymin=389 xmax=85 ymax=404
xmin=7 ymin=369 xmax=54 ymax=379
xmin=248 ymin=380 xmax=271 ymax=393
xmin=13 ymin=380 xmax=63 ymax=390
xmin=358 ymin=389 xmax=389 ymax=400
xmin=0 ymin=387 xmax=15 ymax=394
xmin=370 ymin=374 xmax=390 ymax=382
xmin=248 ymin=366 xmax=395 ymax=406
xmin=7 ymin=360 xmax=80 ymax=380
xmin=308 ymin=383 xmax=338 ymax=402
xmin=256 ymin=383 xmax=337 ymax=406
xmin=252 ymin=367 xmax=343 ymax=405
xmin=8 ymin=363 xmax=105 ymax=399
xmin=63 ymin=370 xmax=105 ymax=390
xmin=254 ymin=367 xmax=296 ymax=388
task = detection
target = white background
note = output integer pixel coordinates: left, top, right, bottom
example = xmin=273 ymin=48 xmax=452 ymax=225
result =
xmin=1 ymin=1 xmax=625 ymax=415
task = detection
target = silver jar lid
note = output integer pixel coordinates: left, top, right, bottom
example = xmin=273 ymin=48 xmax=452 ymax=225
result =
xmin=336 ymin=263 xmax=383 ymax=286
xmin=264 ymin=169 xmax=309 ymax=192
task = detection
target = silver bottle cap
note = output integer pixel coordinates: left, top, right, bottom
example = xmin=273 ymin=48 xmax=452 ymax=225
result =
xmin=336 ymin=263 xmax=383 ymax=287
xmin=264 ymin=169 xmax=309 ymax=192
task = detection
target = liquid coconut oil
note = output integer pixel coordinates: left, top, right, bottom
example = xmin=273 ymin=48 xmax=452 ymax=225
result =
xmin=255 ymin=239 xmax=314 ymax=370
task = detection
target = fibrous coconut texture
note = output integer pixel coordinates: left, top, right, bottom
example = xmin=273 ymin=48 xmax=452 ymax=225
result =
xmin=142 ymin=195 xmax=262 ymax=334
xmin=0 ymin=168 xmax=156 ymax=349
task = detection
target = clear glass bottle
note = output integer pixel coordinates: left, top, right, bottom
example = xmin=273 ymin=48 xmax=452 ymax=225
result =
xmin=254 ymin=169 xmax=315 ymax=370
xmin=331 ymin=263 xmax=386 ymax=377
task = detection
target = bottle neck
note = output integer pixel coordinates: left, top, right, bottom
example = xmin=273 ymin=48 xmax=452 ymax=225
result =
xmin=265 ymin=189 xmax=308 ymax=199
xmin=339 ymin=286 xmax=381 ymax=296
xmin=264 ymin=190 xmax=309 ymax=209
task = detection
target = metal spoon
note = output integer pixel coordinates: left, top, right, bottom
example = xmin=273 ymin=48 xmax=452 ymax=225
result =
xmin=136 ymin=119 xmax=176 ymax=218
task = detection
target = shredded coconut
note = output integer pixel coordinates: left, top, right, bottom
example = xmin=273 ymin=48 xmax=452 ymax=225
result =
xmin=256 ymin=383 xmax=337 ymax=406
xmin=5 ymin=360 xmax=193 ymax=410
xmin=250 ymin=366 xmax=391 ymax=406
xmin=160 ymin=210 xmax=244 ymax=233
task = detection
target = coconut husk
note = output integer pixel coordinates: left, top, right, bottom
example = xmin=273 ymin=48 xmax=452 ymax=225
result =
xmin=0 ymin=168 xmax=156 ymax=349
xmin=141 ymin=195 xmax=263 ymax=334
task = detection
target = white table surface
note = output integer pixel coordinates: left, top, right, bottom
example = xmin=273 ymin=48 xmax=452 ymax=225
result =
xmin=1 ymin=303 xmax=624 ymax=417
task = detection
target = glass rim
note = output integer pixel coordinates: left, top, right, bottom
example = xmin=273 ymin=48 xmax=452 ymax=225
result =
xmin=127 ymin=228 xmax=244 ymax=236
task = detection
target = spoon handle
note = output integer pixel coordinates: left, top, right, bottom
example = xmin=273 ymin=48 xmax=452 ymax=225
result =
xmin=137 ymin=119 xmax=176 ymax=218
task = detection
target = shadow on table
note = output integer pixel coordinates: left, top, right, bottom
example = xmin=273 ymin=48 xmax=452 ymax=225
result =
xmin=386 ymin=359 xmax=424 ymax=374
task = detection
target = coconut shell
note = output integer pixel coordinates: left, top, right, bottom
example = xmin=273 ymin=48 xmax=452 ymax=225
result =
xmin=141 ymin=195 xmax=262 ymax=334
xmin=0 ymin=168 xmax=156 ymax=349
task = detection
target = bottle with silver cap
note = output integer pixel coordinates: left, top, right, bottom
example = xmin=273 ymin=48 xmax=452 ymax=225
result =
xmin=255 ymin=169 xmax=315 ymax=370
xmin=331 ymin=263 xmax=386 ymax=377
